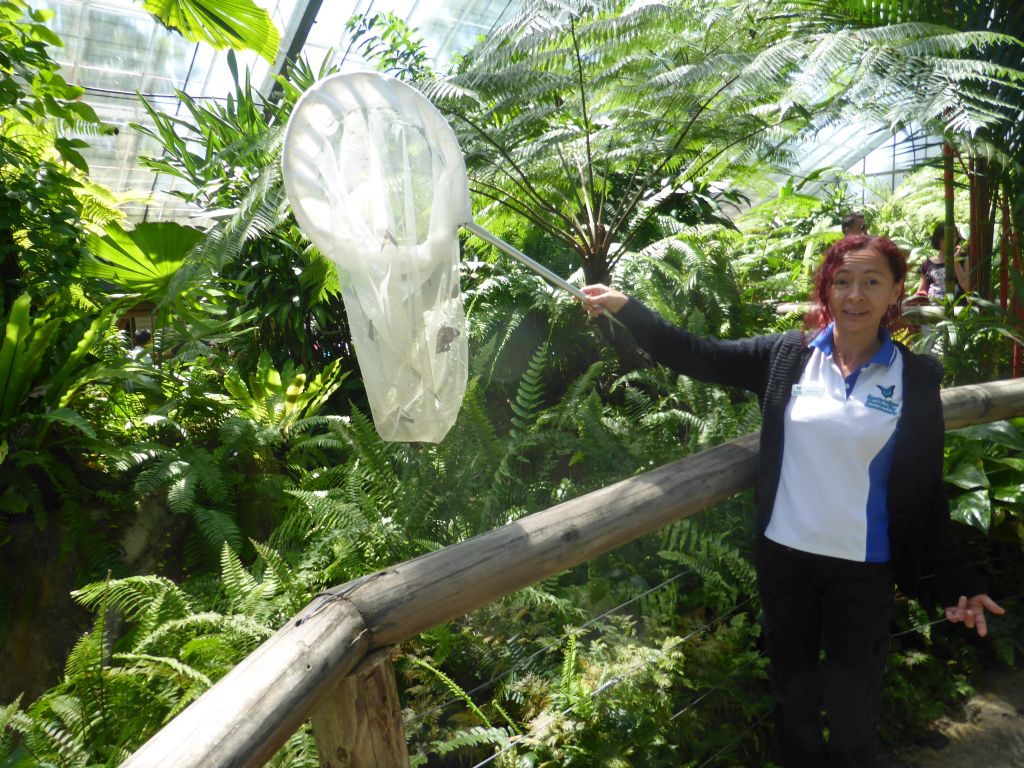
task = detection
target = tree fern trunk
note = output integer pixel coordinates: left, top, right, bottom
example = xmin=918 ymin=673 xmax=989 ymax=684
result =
xmin=943 ymin=141 xmax=956 ymax=297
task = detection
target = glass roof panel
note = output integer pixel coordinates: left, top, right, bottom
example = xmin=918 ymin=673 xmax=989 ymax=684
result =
xmin=34 ymin=0 xmax=928 ymax=227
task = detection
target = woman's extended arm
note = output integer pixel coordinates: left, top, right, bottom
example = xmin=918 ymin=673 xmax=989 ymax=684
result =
xmin=914 ymin=382 xmax=1004 ymax=635
xmin=580 ymin=284 xmax=787 ymax=397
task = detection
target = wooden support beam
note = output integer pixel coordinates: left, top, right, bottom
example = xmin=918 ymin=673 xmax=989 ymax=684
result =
xmin=941 ymin=378 xmax=1024 ymax=429
xmin=311 ymin=650 xmax=411 ymax=768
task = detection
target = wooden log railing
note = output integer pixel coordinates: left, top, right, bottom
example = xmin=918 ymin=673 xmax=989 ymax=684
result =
xmin=121 ymin=378 xmax=1024 ymax=768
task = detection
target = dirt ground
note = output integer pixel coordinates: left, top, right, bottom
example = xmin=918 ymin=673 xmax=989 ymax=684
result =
xmin=880 ymin=665 xmax=1024 ymax=768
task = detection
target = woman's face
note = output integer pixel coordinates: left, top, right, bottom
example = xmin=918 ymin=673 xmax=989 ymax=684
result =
xmin=828 ymin=248 xmax=902 ymax=336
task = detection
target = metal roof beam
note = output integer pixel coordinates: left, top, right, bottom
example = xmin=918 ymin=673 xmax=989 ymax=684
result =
xmin=262 ymin=0 xmax=325 ymax=105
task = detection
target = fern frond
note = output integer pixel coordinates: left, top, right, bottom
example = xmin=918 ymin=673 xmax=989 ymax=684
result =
xmin=72 ymin=576 xmax=192 ymax=623
xmin=430 ymin=725 xmax=513 ymax=756
xmin=408 ymin=658 xmax=492 ymax=728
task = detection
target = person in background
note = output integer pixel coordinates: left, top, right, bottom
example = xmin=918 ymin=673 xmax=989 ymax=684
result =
xmin=841 ymin=211 xmax=868 ymax=236
xmin=580 ymin=234 xmax=1003 ymax=768
xmin=919 ymin=223 xmax=970 ymax=300
xmin=129 ymin=328 xmax=153 ymax=364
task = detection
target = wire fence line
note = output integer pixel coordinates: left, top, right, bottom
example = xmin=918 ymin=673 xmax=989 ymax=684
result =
xmin=451 ymin=552 xmax=1022 ymax=768
xmin=412 ymin=547 xmax=1021 ymax=727
xmin=408 ymin=566 xmax=721 ymax=724
xmin=669 ymin=650 xmax=768 ymax=723
xmin=695 ymin=711 xmax=772 ymax=768
xmin=464 ymin=596 xmax=757 ymax=768
xmin=917 ymin=549 xmax=1024 ymax=583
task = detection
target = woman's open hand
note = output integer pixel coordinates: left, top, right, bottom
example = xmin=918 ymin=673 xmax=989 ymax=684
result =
xmin=944 ymin=594 xmax=1005 ymax=637
xmin=581 ymin=284 xmax=628 ymax=318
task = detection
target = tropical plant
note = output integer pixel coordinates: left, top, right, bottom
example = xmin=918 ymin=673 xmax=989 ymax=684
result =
xmin=130 ymin=52 xmax=352 ymax=375
xmin=345 ymin=11 xmax=432 ymax=82
xmin=0 ymin=0 xmax=112 ymax=309
xmin=135 ymin=0 xmax=280 ymax=63
xmin=0 ymin=292 xmax=152 ymax=524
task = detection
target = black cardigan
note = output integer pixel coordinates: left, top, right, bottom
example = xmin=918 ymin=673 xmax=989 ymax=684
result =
xmin=617 ymin=298 xmax=985 ymax=610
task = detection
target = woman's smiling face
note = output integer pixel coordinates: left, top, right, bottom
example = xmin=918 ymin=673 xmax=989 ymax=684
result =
xmin=827 ymin=247 xmax=903 ymax=337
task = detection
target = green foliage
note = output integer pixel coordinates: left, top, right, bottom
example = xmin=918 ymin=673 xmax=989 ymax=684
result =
xmin=0 ymin=291 xmax=154 ymax=578
xmin=223 ymin=352 xmax=347 ymax=431
xmin=0 ymin=0 xmax=112 ymax=309
xmin=345 ymin=11 xmax=431 ymax=82
xmin=436 ymin=0 xmax=806 ymax=285
xmin=81 ymin=222 xmax=204 ymax=300
xmin=944 ymin=420 xmax=1024 ymax=536
xmin=131 ymin=51 xmax=351 ymax=375
xmin=477 ymin=614 xmax=769 ymax=767
xmin=881 ymin=637 xmax=975 ymax=745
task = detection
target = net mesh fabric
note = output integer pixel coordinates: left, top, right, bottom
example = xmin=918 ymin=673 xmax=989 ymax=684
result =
xmin=283 ymin=73 xmax=470 ymax=442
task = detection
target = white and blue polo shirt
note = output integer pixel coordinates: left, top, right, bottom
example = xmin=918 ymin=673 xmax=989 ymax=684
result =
xmin=765 ymin=323 xmax=903 ymax=563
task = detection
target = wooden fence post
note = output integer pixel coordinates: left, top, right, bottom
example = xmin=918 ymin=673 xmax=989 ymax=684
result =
xmin=311 ymin=649 xmax=411 ymax=768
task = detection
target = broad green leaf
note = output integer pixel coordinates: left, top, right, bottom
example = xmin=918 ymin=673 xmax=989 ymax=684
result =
xmin=0 ymin=295 xmax=60 ymax=421
xmin=948 ymin=421 xmax=1024 ymax=451
xmin=991 ymin=484 xmax=1024 ymax=504
xmin=140 ymin=0 xmax=280 ymax=63
xmin=950 ymin=489 xmax=991 ymax=533
xmin=30 ymin=22 xmax=63 ymax=47
xmin=82 ymin=222 xmax=203 ymax=298
xmin=944 ymin=456 xmax=990 ymax=490
xmin=44 ymin=408 xmax=97 ymax=439
xmin=991 ymin=457 xmax=1024 ymax=473
xmin=54 ymin=136 xmax=89 ymax=173
xmin=0 ymin=294 xmax=32 ymax=420
xmin=46 ymin=301 xmax=125 ymax=402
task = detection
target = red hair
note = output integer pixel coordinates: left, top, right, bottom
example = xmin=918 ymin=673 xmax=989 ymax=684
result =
xmin=805 ymin=235 xmax=908 ymax=333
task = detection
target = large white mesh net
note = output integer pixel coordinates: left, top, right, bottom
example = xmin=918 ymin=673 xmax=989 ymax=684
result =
xmin=282 ymin=72 xmax=470 ymax=442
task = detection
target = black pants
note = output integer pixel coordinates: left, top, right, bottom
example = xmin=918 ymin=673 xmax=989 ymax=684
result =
xmin=757 ymin=537 xmax=894 ymax=768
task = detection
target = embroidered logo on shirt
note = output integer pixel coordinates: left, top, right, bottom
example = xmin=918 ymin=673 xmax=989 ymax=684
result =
xmin=865 ymin=384 xmax=899 ymax=415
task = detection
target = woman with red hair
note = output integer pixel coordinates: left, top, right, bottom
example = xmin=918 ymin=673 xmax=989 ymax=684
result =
xmin=582 ymin=235 xmax=1003 ymax=768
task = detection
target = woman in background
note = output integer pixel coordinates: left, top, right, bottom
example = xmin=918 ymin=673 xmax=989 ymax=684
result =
xmin=919 ymin=223 xmax=970 ymax=300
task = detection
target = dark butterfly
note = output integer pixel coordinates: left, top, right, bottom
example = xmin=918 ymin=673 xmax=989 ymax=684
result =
xmin=436 ymin=326 xmax=460 ymax=353
xmin=876 ymin=384 xmax=895 ymax=399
